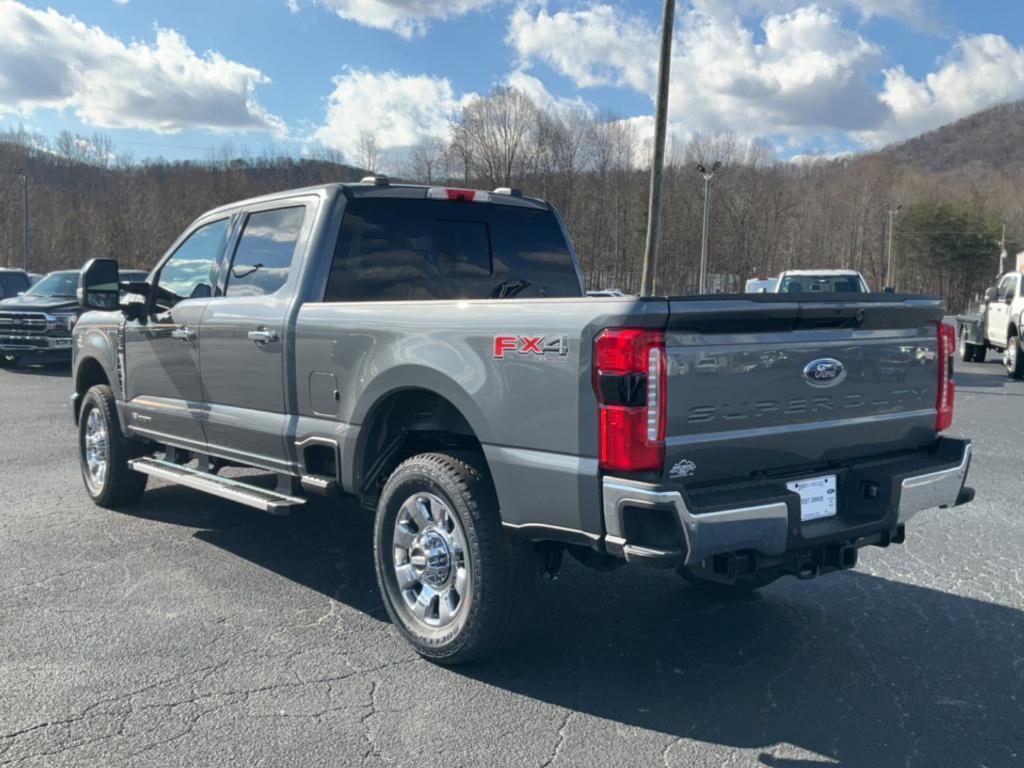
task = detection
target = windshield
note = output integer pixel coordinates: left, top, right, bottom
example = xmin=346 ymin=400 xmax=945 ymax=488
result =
xmin=778 ymin=274 xmax=867 ymax=293
xmin=26 ymin=272 xmax=79 ymax=298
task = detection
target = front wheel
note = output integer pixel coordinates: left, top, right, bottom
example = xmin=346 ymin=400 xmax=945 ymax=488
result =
xmin=78 ymin=384 xmax=148 ymax=508
xmin=373 ymin=452 xmax=534 ymax=664
xmin=1006 ymin=335 xmax=1024 ymax=379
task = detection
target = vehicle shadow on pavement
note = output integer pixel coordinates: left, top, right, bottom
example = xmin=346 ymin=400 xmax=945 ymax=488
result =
xmin=1 ymin=362 xmax=71 ymax=378
xmin=123 ymin=486 xmax=1021 ymax=767
xmin=460 ymin=564 xmax=1022 ymax=768
xmin=124 ymin=484 xmax=388 ymax=621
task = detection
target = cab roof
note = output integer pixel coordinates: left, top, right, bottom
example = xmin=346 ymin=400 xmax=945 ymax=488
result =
xmin=202 ymin=179 xmax=550 ymax=219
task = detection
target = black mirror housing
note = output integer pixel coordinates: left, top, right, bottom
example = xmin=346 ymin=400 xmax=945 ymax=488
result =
xmin=985 ymin=287 xmax=1000 ymax=303
xmin=79 ymin=258 xmax=121 ymax=311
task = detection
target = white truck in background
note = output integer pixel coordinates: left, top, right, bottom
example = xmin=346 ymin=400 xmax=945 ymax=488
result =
xmin=774 ymin=270 xmax=870 ymax=294
xmin=955 ymin=271 xmax=1024 ymax=378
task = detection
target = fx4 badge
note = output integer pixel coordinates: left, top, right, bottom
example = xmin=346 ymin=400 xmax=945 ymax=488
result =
xmin=493 ymin=335 xmax=570 ymax=359
xmin=670 ymin=459 xmax=697 ymax=479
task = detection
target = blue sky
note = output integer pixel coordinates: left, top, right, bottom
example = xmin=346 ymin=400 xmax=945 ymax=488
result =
xmin=2 ymin=0 xmax=1024 ymax=164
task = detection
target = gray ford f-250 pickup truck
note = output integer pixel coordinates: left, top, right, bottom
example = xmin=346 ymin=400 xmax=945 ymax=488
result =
xmin=71 ymin=178 xmax=974 ymax=663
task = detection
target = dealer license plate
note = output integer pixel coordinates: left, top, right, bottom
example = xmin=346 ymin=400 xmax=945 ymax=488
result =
xmin=787 ymin=475 xmax=838 ymax=522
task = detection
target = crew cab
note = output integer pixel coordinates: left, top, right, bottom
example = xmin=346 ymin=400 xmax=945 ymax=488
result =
xmin=955 ymin=271 xmax=1024 ymax=378
xmin=71 ymin=179 xmax=974 ymax=663
xmin=0 ymin=268 xmax=147 ymax=366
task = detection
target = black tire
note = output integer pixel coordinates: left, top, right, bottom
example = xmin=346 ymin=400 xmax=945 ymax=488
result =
xmin=0 ymin=354 xmax=19 ymax=368
xmin=1006 ymin=334 xmax=1024 ymax=380
xmin=373 ymin=452 xmax=534 ymax=664
xmin=78 ymin=384 xmax=148 ymax=508
xmin=959 ymin=329 xmax=983 ymax=363
xmin=679 ymin=568 xmax=779 ymax=596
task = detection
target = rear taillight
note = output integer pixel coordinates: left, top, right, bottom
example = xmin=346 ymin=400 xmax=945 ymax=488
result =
xmin=593 ymin=329 xmax=666 ymax=472
xmin=936 ymin=322 xmax=955 ymax=431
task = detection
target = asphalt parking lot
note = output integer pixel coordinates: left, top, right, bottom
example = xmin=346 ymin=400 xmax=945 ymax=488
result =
xmin=1 ymin=358 xmax=1022 ymax=768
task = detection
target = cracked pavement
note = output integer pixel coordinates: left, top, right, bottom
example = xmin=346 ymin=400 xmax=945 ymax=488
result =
xmin=1 ymin=358 xmax=1022 ymax=767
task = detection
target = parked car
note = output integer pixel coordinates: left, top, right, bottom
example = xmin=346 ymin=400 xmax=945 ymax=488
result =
xmin=775 ymin=269 xmax=870 ymax=293
xmin=0 ymin=267 xmax=148 ymax=366
xmin=955 ymin=271 xmax=1024 ymax=378
xmin=28 ymin=272 xmax=44 ymax=285
xmin=71 ymin=179 xmax=973 ymax=663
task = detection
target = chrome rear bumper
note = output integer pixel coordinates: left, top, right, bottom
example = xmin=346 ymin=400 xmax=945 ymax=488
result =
xmin=602 ymin=439 xmax=972 ymax=568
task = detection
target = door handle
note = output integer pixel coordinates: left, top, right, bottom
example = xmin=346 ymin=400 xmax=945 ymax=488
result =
xmin=170 ymin=326 xmax=196 ymax=342
xmin=247 ymin=328 xmax=279 ymax=345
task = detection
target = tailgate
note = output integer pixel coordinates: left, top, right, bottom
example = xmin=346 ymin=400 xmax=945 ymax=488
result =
xmin=663 ymin=296 xmax=945 ymax=485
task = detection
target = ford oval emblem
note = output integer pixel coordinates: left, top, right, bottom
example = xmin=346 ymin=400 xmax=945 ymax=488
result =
xmin=803 ymin=358 xmax=846 ymax=388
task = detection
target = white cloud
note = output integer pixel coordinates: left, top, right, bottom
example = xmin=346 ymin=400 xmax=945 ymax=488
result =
xmin=316 ymin=0 xmax=495 ymax=38
xmin=859 ymin=33 xmax=1024 ymax=146
xmin=314 ymin=69 xmax=476 ymax=154
xmin=503 ymin=70 xmax=593 ymax=115
xmin=509 ymin=2 xmax=886 ymax=140
xmin=0 ymin=3 xmax=284 ymax=135
xmin=734 ymin=0 xmax=926 ymax=24
xmin=507 ymin=4 xmax=656 ymax=92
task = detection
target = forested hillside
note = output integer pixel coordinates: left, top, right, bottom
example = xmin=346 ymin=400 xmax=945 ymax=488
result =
xmin=2 ymin=90 xmax=1021 ymax=313
xmin=881 ymin=100 xmax=1024 ymax=174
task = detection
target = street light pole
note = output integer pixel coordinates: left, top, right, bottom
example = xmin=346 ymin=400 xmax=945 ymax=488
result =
xmin=885 ymin=204 xmax=901 ymax=290
xmin=639 ymin=0 xmax=676 ymax=298
xmin=14 ymin=168 xmax=29 ymax=272
xmin=697 ymin=161 xmax=721 ymax=294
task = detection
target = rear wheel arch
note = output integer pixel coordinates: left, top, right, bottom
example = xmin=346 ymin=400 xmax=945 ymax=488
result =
xmin=355 ymin=387 xmax=491 ymax=508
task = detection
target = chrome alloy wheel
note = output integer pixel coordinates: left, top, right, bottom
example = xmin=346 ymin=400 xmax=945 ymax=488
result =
xmin=1006 ymin=340 xmax=1017 ymax=372
xmin=83 ymin=407 xmax=109 ymax=493
xmin=391 ymin=492 xmax=471 ymax=629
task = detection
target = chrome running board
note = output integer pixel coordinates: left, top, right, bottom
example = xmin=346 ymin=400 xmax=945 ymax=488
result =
xmin=129 ymin=457 xmax=306 ymax=515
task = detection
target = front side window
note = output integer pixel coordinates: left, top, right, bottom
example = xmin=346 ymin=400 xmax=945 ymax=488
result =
xmin=225 ymin=207 xmax=306 ymax=298
xmin=153 ymin=219 xmax=229 ymax=313
xmin=996 ymin=275 xmax=1014 ymax=301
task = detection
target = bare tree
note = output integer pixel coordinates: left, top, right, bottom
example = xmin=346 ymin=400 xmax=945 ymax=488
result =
xmin=355 ymin=133 xmax=382 ymax=174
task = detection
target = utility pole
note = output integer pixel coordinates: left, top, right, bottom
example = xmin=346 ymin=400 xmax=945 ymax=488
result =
xmin=885 ymin=204 xmax=902 ymax=289
xmin=639 ymin=0 xmax=676 ymax=298
xmin=697 ymin=161 xmax=721 ymax=294
xmin=998 ymin=223 xmax=1007 ymax=276
xmin=14 ymin=167 xmax=28 ymax=272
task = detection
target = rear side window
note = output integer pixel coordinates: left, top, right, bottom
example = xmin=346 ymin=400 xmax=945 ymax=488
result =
xmin=324 ymin=198 xmax=580 ymax=302
xmin=226 ymin=206 xmax=306 ymax=298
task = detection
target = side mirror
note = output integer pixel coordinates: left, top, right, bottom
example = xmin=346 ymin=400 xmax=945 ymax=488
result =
xmin=79 ymin=258 xmax=121 ymax=310
xmin=984 ymin=287 xmax=999 ymax=303
xmin=883 ymin=286 xmax=896 ymax=294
